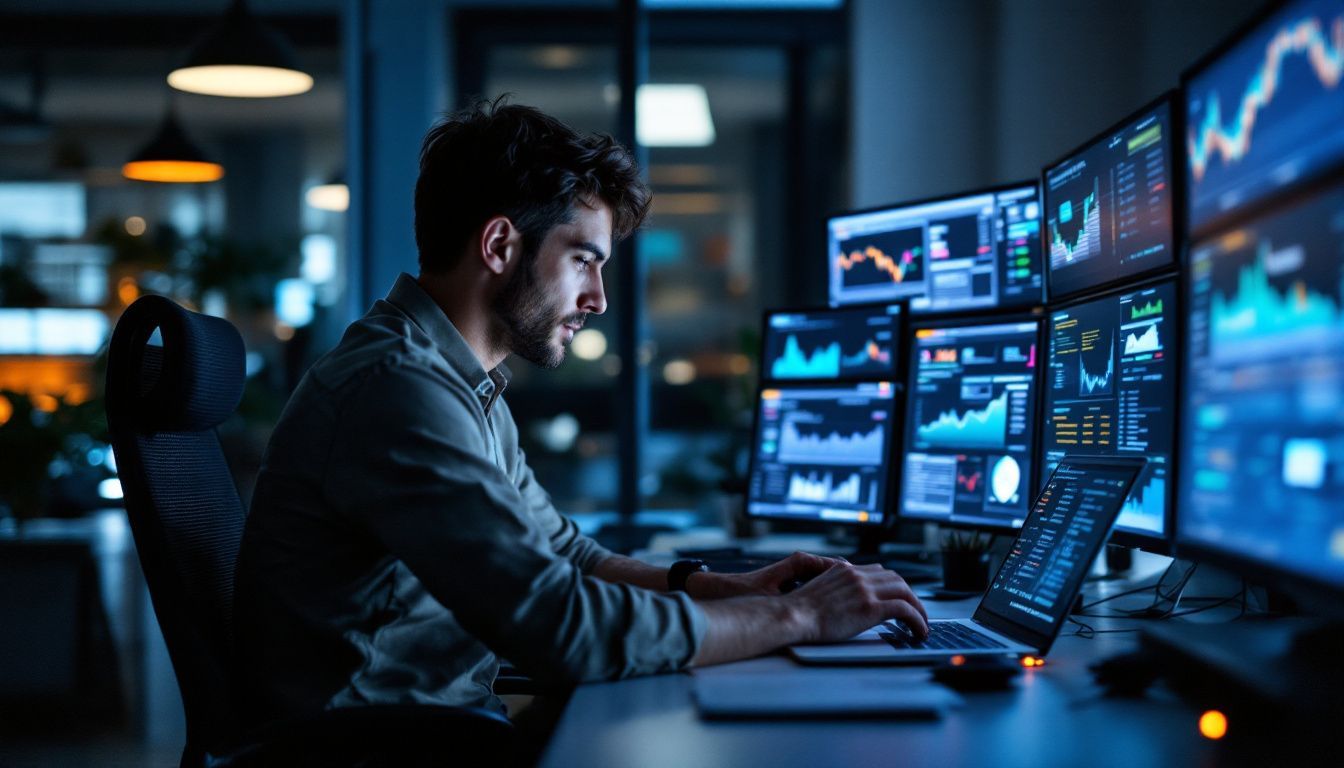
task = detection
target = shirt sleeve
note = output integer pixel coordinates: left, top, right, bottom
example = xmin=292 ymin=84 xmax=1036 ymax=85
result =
xmin=511 ymin=444 xmax=615 ymax=575
xmin=325 ymin=357 xmax=706 ymax=685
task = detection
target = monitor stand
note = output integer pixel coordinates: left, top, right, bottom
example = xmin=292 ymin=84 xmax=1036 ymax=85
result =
xmin=828 ymin=525 xmax=939 ymax=584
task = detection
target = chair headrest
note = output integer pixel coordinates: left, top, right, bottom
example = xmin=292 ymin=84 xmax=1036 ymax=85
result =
xmin=108 ymin=294 xmax=246 ymax=433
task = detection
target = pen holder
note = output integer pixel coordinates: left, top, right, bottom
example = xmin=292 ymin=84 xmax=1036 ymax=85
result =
xmin=941 ymin=548 xmax=990 ymax=593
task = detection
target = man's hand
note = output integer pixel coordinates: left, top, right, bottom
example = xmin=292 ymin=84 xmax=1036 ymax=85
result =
xmin=689 ymin=560 xmax=930 ymax=667
xmin=785 ymin=561 xmax=929 ymax=643
xmin=685 ymin=551 xmax=844 ymax=600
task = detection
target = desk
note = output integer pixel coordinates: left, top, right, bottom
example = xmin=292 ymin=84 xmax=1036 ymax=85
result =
xmin=539 ymin=595 xmax=1218 ymax=768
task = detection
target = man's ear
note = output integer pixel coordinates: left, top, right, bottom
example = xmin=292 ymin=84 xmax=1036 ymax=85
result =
xmin=478 ymin=216 xmax=520 ymax=276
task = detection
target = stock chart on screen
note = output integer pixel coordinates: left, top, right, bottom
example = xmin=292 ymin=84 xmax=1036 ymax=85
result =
xmin=1186 ymin=0 xmax=1344 ymax=234
xmin=1180 ymin=182 xmax=1344 ymax=588
xmin=747 ymin=382 xmax=897 ymax=525
xmin=901 ymin=320 xmax=1041 ymax=529
xmin=1044 ymin=101 xmax=1175 ymax=299
xmin=828 ymin=185 xmax=1044 ymax=312
xmin=763 ymin=304 xmax=902 ymax=381
xmin=1040 ymin=280 xmax=1178 ymax=541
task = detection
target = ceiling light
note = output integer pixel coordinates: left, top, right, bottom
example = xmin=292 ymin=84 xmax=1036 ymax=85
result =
xmin=637 ymin=84 xmax=715 ymax=147
xmin=305 ymin=181 xmax=348 ymax=212
xmin=122 ymin=109 xmax=223 ymax=183
xmin=168 ymin=0 xmax=313 ymax=98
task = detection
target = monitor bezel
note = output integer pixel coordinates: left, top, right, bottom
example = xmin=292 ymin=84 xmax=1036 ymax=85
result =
xmin=757 ymin=300 xmax=908 ymax=385
xmin=971 ymin=454 xmax=1148 ymax=654
xmin=1175 ymin=177 xmax=1344 ymax=616
xmin=742 ymin=379 xmax=902 ymax=530
xmin=1040 ymin=91 xmax=1183 ymax=304
xmin=898 ymin=311 xmax=1047 ymax=533
xmin=824 ymin=180 xmax=1046 ymax=316
xmin=1178 ymin=0 xmax=1344 ymax=240
xmin=1039 ymin=272 xmax=1182 ymax=554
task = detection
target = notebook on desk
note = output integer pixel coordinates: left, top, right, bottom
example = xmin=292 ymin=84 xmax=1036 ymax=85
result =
xmin=790 ymin=456 xmax=1145 ymax=665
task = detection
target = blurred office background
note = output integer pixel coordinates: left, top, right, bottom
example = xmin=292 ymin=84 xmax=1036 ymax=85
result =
xmin=0 ymin=0 xmax=1259 ymax=763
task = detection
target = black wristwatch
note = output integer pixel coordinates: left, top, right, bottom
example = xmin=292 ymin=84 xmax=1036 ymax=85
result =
xmin=667 ymin=559 xmax=710 ymax=592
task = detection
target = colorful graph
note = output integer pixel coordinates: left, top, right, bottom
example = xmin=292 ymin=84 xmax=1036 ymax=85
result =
xmin=1079 ymin=334 xmax=1115 ymax=396
xmin=787 ymin=471 xmax=873 ymax=506
xmin=1210 ymin=238 xmax=1344 ymax=356
xmin=956 ymin=469 xmax=983 ymax=493
xmin=836 ymin=244 xmax=922 ymax=285
xmin=1187 ymin=12 xmax=1344 ymax=182
xmin=779 ymin=419 xmax=885 ymax=466
xmin=1049 ymin=176 xmax=1102 ymax=268
xmin=1123 ymin=322 xmax=1163 ymax=355
xmin=842 ymin=340 xmax=892 ymax=368
xmin=1118 ymin=474 xmax=1165 ymax=534
xmin=1130 ymin=299 xmax=1164 ymax=319
xmin=770 ymin=336 xmax=892 ymax=378
xmin=916 ymin=391 xmax=1008 ymax=449
xmin=835 ymin=225 xmax=925 ymax=289
xmin=771 ymin=336 xmax=841 ymax=378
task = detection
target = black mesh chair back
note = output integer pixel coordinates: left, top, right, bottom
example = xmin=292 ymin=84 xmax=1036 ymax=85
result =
xmin=105 ymin=295 xmax=247 ymax=764
xmin=105 ymin=296 xmax=518 ymax=768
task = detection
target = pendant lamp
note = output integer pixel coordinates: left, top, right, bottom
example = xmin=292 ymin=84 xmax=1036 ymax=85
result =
xmin=122 ymin=108 xmax=224 ymax=183
xmin=168 ymin=0 xmax=313 ymax=98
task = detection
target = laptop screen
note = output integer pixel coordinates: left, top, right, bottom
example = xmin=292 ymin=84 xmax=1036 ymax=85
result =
xmin=972 ymin=457 xmax=1144 ymax=648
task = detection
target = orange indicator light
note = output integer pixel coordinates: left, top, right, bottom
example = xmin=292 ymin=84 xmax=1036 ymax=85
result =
xmin=1199 ymin=710 xmax=1228 ymax=740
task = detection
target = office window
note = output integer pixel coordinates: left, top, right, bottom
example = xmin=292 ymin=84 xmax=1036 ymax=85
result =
xmin=459 ymin=9 xmax=848 ymax=521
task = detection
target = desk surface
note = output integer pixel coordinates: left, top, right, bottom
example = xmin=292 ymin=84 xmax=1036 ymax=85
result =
xmin=539 ymin=594 xmax=1219 ymax=768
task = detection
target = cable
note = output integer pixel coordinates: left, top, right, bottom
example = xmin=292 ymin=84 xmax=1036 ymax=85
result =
xmin=1065 ymin=615 xmax=1140 ymax=639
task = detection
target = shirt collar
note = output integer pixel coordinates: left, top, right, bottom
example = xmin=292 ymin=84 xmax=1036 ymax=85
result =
xmin=384 ymin=272 xmax=511 ymax=412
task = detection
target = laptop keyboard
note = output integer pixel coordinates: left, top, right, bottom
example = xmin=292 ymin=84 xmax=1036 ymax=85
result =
xmin=880 ymin=621 xmax=1007 ymax=651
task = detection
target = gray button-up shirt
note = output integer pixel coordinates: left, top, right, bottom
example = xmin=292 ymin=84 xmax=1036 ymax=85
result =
xmin=234 ymin=273 xmax=705 ymax=720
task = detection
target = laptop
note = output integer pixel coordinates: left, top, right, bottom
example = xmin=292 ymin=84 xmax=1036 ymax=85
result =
xmin=789 ymin=455 xmax=1145 ymax=664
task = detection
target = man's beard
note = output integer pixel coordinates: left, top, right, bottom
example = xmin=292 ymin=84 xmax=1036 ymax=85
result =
xmin=492 ymin=254 xmax=586 ymax=369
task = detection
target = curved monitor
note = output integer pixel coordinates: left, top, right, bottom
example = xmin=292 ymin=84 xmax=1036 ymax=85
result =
xmin=746 ymin=381 xmax=898 ymax=526
xmin=1179 ymin=181 xmax=1344 ymax=606
xmin=1043 ymin=95 xmax=1177 ymax=301
xmin=1039 ymin=278 xmax=1179 ymax=551
xmin=827 ymin=183 xmax=1044 ymax=314
xmin=899 ymin=318 xmax=1043 ymax=530
xmin=1184 ymin=0 xmax=1344 ymax=237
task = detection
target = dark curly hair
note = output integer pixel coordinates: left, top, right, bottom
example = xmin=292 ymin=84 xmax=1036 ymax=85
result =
xmin=414 ymin=97 xmax=651 ymax=274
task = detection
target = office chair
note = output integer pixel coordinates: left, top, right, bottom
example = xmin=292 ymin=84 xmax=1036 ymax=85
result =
xmin=106 ymin=295 xmax=517 ymax=767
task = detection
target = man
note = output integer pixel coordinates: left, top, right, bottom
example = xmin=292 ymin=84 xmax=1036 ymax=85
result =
xmin=234 ymin=99 xmax=928 ymax=729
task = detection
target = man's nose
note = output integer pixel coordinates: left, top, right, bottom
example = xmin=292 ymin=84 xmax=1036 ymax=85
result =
xmin=583 ymin=274 xmax=607 ymax=315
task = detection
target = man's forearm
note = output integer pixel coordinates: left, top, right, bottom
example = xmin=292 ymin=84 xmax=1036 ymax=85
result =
xmin=691 ymin=596 xmax=809 ymax=667
xmin=591 ymin=554 xmax=669 ymax=592
xmin=591 ymin=554 xmax=739 ymax=598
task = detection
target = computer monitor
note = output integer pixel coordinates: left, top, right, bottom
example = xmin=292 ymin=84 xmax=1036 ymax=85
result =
xmin=746 ymin=381 xmax=898 ymax=526
xmin=1038 ymin=278 xmax=1178 ymax=551
xmin=899 ymin=318 xmax=1043 ymax=530
xmin=1184 ymin=0 xmax=1344 ymax=238
xmin=1043 ymin=95 xmax=1177 ymax=301
xmin=827 ymin=183 xmax=1044 ymax=313
xmin=1179 ymin=180 xmax=1344 ymax=610
xmin=760 ymin=303 xmax=903 ymax=382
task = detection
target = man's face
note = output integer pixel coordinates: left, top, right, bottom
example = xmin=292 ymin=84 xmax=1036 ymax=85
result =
xmin=493 ymin=202 xmax=611 ymax=369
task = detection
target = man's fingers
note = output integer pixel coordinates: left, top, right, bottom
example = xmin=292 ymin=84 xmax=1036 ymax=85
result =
xmin=873 ymin=578 xmax=924 ymax=616
xmin=787 ymin=551 xmax=843 ymax=576
xmin=882 ymin=600 xmax=930 ymax=638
